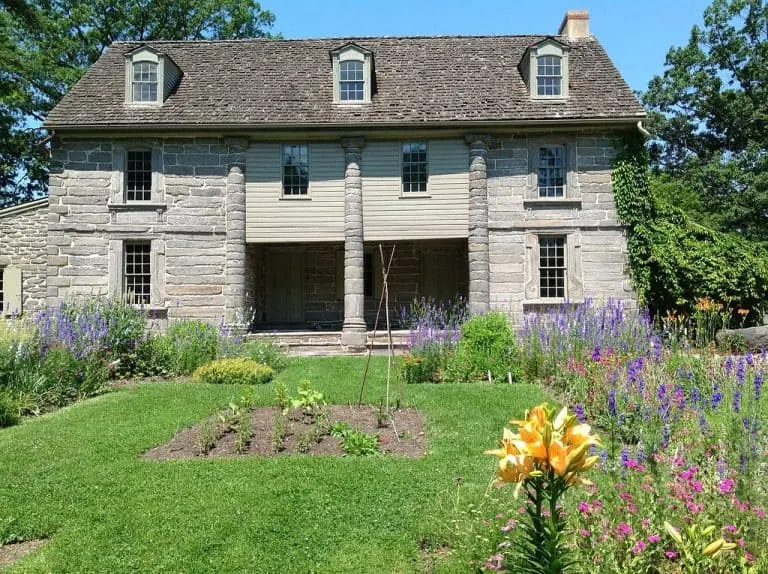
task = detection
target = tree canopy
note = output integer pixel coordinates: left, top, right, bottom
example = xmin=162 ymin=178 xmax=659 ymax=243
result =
xmin=643 ymin=0 xmax=768 ymax=239
xmin=0 ymin=0 xmax=276 ymax=207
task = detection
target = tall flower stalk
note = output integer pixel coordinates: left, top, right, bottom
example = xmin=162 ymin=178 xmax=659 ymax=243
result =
xmin=486 ymin=403 xmax=600 ymax=573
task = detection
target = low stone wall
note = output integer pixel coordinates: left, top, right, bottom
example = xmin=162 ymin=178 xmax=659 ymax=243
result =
xmin=0 ymin=199 xmax=49 ymax=314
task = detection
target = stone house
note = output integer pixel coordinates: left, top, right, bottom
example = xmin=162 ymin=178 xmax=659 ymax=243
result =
xmin=2 ymin=10 xmax=645 ymax=346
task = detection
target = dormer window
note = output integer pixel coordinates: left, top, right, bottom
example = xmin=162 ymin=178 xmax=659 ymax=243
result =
xmin=520 ymin=38 xmax=570 ymax=100
xmin=536 ymin=55 xmax=562 ymax=97
xmin=124 ymin=45 xmax=182 ymax=106
xmin=132 ymin=62 xmax=158 ymax=102
xmin=339 ymin=60 xmax=364 ymax=101
xmin=331 ymin=43 xmax=373 ymax=104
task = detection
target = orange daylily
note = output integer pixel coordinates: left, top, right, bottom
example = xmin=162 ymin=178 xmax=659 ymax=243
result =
xmin=548 ymin=439 xmax=570 ymax=476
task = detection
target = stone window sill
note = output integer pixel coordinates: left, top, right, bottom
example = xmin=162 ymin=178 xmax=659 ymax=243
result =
xmin=279 ymin=196 xmax=311 ymax=201
xmin=523 ymin=299 xmax=584 ymax=307
xmin=399 ymin=193 xmax=431 ymax=199
xmin=108 ymin=202 xmax=167 ymax=211
xmin=523 ymin=199 xmax=582 ymax=209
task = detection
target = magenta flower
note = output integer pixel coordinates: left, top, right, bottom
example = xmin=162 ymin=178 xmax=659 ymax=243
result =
xmin=500 ymin=519 xmax=517 ymax=533
xmin=718 ymin=478 xmax=736 ymax=493
xmin=665 ymin=551 xmax=678 ymax=560
xmin=579 ymin=529 xmax=591 ymax=538
xmin=632 ymin=540 xmax=647 ymax=554
xmin=641 ymin=518 xmax=650 ymax=529
xmin=647 ymin=534 xmax=661 ymax=543
xmin=724 ymin=524 xmax=738 ymax=533
xmin=485 ymin=553 xmax=504 ymax=571
xmin=755 ymin=509 xmax=766 ymax=519
xmin=615 ymin=522 xmax=632 ymax=540
xmin=627 ymin=503 xmax=638 ymax=514
xmin=578 ymin=502 xmax=590 ymax=514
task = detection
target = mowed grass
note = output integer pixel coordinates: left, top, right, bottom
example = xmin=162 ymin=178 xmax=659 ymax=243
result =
xmin=0 ymin=357 xmax=543 ymax=573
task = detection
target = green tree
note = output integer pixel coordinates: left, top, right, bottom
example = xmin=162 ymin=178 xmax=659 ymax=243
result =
xmin=643 ymin=0 xmax=768 ymax=239
xmin=0 ymin=0 xmax=276 ymax=207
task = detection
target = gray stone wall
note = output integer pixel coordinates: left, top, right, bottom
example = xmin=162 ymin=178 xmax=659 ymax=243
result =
xmin=0 ymin=201 xmax=48 ymax=314
xmin=486 ymin=131 xmax=635 ymax=321
xmin=48 ymin=137 xmax=246 ymax=325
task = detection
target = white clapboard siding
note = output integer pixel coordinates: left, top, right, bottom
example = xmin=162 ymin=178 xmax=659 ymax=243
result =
xmin=362 ymin=139 xmax=469 ymax=241
xmin=245 ymin=142 xmax=345 ymax=242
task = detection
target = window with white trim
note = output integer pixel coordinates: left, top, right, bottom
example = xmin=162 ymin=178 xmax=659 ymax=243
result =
xmin=536 ymin=55 xmax=562 ymax=97
xmin=339 ymin=60 xmax=364 ymax=101
xmin=402 ymin=142 xmax=428 ymax=193
xmin=132 ymin=61 xmax=158 ymax=103
xmin=282 ymin=145 xmax=309 ymax=196
xmin=126 ymin=150 xmax=153 ymax=201
xmin=124 ymin=242 xmax=152 ymax=305
xmin=537 ymin=145 xmax=566 ymax=198
xmin=539 ymin=236 xmax=566 ymax=298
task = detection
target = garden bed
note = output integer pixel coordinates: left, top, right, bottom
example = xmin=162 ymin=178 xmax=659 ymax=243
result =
xmin=145 ymin=405 xmax=426 ymax=460
xmin=0 ymin=539 xmax=48 ymax=569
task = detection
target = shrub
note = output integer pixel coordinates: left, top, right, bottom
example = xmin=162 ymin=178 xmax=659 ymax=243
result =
xmin=164 ymin=319 xmax=220 ymax=375
xmin=38 ymin=348 xmax=109 ymax=405
xmin=445 ymin=312 xmax=521 ymax=383
xmin=193 ymin=358 xmax=274 ymax=385
xmin=135 ymin=333 xmax=176 ymax=377
xmin=222 ymin=338 xmax=288 ymax=372
xmin=0 ymin=392 xmax=20 ymax=427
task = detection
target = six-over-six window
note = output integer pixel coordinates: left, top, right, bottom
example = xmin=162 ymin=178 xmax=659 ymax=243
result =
xmin=132 ymin=61 xmax=158 ymax=103
xmin=537 ymin=145 xmax=565 ymax=197
xmin=539 ymin=236 xmax=566 ymax=299
xmin=126 ymin=150 xmax=153 ymax=201
xmin=339 ymin=60 xmax=364 ymax=101
xmin=124 ymin=242 xmax=151 ymax=305
xmin=537 ymin=55 xmax=562 ymax=97
xmin=282 ymin=144 xmax=309 ymax=196
xmin=402 ymin=142 xmax=428 ymax=193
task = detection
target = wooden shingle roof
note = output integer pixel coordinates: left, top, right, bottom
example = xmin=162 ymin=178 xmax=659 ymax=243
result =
xmin=45 ymin=35 xmax=645 ymax=130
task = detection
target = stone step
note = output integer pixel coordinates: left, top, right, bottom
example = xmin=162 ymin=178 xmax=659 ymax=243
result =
xmin=247 ymin=330 xmax=410 ymax=356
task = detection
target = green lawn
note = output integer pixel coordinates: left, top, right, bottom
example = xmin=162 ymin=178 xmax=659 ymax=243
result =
xmin=0 ymin=357 xmax=543 ymax=573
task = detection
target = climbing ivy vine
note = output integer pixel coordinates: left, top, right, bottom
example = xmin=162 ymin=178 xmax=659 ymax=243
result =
xmin=612 ymin=134 xmax=768 ymax=321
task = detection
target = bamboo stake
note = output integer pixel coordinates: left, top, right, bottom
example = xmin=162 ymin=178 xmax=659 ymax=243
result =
xmin=357 ymin=245 xmax=396 ymax=407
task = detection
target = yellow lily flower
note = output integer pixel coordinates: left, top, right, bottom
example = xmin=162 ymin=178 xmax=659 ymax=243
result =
xmin=548 ymin=439 xmax=570 ymax=476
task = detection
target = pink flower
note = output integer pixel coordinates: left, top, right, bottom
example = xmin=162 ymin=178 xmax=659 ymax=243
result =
xmin=619 ymin=492 xmax=633 ymax=502
xmin=500 ymin=519 xmax=517 ymax=533
xmin=578 ymin=502 xmax=590 ymax=514
xmin=691 ymin=480 xmax=703 ymax=493
xmin=647 ymin=534 xmax=661 ymax=544
xmin=627 ymin=503 xmax=638 ymax=514
xmin=632 ymin=540 xmax=647 ymax=554
xmin=615 ymin=522 xmax=632 ymax=540
xmin=724 ymin=524 xmax=738 ymax=534
xmin=579 ymin=529 xmax=591 ymax=538
xmin=590 ymin=500 xmax=603 ymax=510
xmin=641 ymin=518 xmax=650 ymax=528
xmin=665 ymin=551 xmax=678 ymax=560
xmin=737 ymin=538 xmax=746 ymax=547
xmin=755 ymin=509 xmax=766 ymax=519
xmin=485 ymin=553 xmax=504 ymax=571
xmin=745 ymin=552 xmax=754 ymax=563
xmin=718 ymin=478 xmax=736 ymax=494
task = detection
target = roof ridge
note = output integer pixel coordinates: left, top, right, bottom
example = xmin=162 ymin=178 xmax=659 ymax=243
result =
xmin=110 ymin=33 xmax=565 ymax=45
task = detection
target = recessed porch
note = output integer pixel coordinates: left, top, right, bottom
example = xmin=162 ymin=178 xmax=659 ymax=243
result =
xmin=245 ymin=238 xmax=468 ymax=333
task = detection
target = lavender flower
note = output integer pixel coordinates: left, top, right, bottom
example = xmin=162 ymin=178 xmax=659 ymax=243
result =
xmin=608 ymin=389 xmax=617 ymax=418
xmin=712 ymin=383 xmax=723 ymax=409
xmin=574 ymin=403 xmax=585 ymax=423
xmin=733 ymin=390 xmax=742 ymax=413
xmin=754 ymin=373 xmax=763 ymax=401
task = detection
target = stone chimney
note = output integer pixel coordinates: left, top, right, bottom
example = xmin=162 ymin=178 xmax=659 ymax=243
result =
xmin=558 ymin=10 xmax=590 ymax=39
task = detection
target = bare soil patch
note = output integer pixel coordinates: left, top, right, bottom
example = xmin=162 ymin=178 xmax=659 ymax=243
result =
xmin=145 ymin=406 xmax=426 ymax=460
xmin=0 ymin=539 xmax=48 ymax=569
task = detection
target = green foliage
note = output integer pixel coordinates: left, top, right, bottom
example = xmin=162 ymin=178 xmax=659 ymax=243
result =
xmin=445 ymin=312 xmax=521 ymax=383
xmin=401 ymin=350 xmax=445 ymax=384
xmin=38 ymin=349 xmax=109 ymax=406
xmin=328 ymin=422 xmax=379 ymax=456
xmin=193 ymin=358 xmax=273 ymax=386
xmin=221 ymin=337 xmax=287 ymax=372
xmin=289 ymin=379 xmax=325 ymax=414
xmin=164 ymin=320 xmax=220 ymax=375
xmin=195 ymin=419 xmax=221 ymax=455
xmin=233 ymin=410 xmax=252 ymax=454
xmin=0 ymin=1 xmax=277 ymax=205
xmin=613 ymin=136 xmax=768 ymax=319
xmin=135 ymin=333 xmax=175 ymax=377
xmin=273 ymin=382 xmax=288 ymax=409
xmin=642 ymin=0 xmax=768 ymax=240
xmin=0 ymin=392 xmax=20 ymax=427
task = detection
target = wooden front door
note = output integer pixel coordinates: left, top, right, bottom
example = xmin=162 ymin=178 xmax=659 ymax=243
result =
xmin=266 ymin=249 xmax=305 ymax=324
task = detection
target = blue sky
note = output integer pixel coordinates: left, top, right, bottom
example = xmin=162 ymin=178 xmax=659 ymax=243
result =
xmin=270 ymin=0 xmax=711 ymax=93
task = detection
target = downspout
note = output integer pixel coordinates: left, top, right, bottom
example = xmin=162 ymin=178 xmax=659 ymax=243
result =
xmin=636 ymin=121 xmax=651 ymax=139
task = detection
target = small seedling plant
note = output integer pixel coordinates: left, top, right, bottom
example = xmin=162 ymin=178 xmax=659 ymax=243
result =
xmin=329 ymin=422 xmax=380 ymax=456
